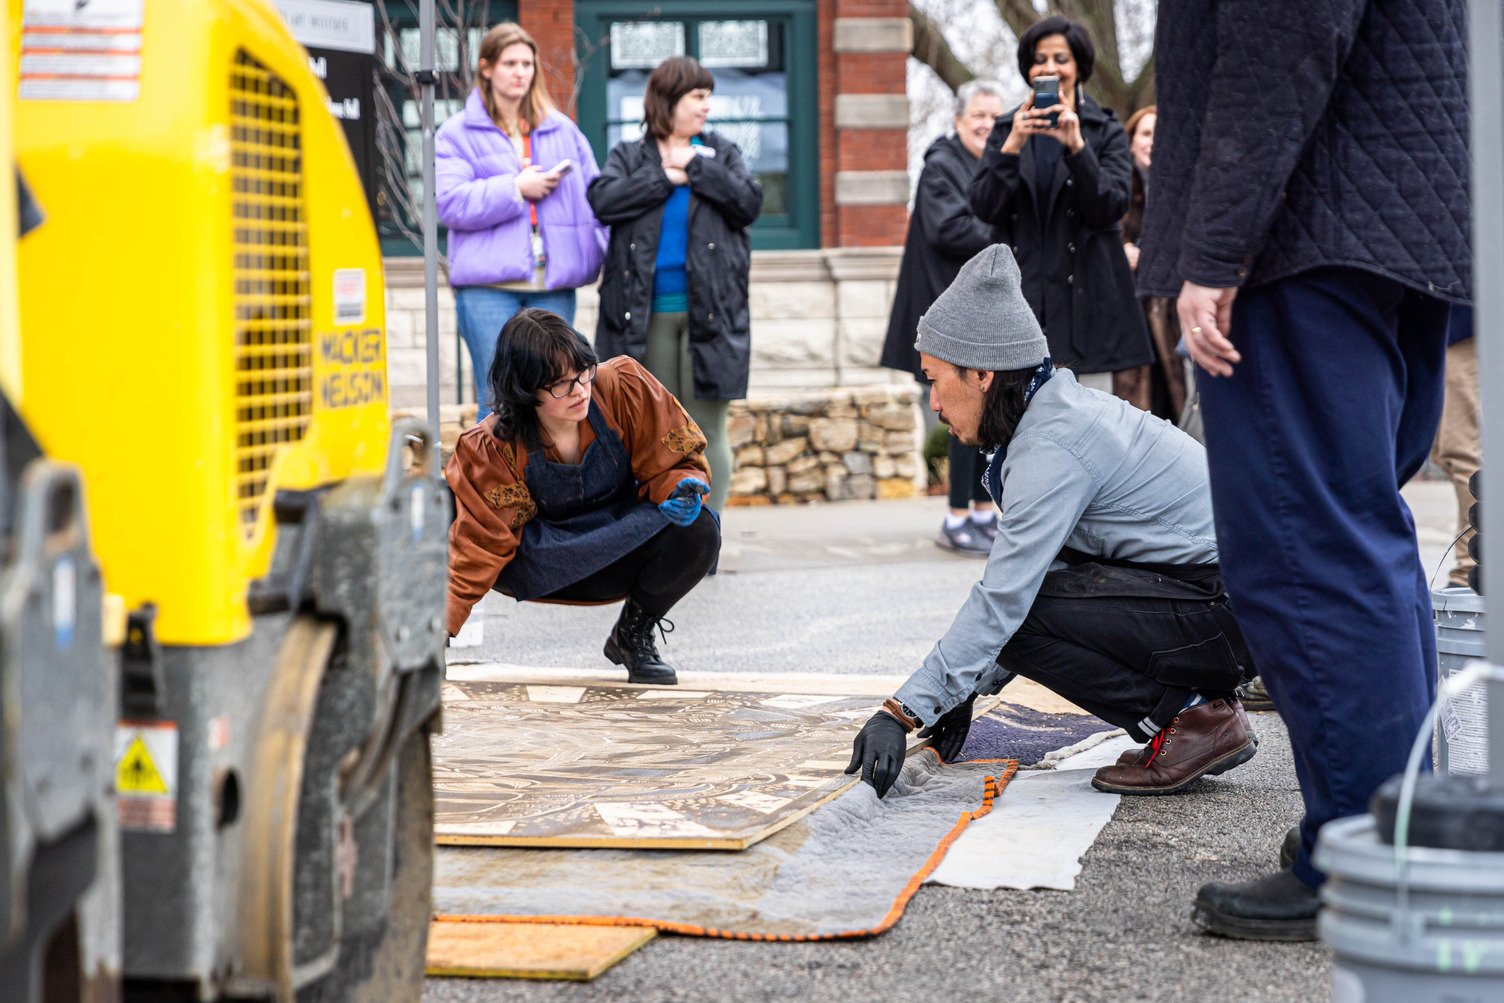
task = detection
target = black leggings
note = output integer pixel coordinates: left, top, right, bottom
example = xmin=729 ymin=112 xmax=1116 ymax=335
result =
xmin=534 ymin=510 xmax=720 ymax=619
xmin=948 ymin=439 xmax=992 ymax=510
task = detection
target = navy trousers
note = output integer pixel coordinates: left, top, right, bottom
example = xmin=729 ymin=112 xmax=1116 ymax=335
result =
xmin=1198 ymin=267 xmax=1448 ymax=888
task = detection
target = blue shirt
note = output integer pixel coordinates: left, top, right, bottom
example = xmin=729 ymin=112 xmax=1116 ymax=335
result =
xmin=893 ymin=371 xmax=1221 ymax=726
xmin=652 ymin=184 xmax=691 ymax=313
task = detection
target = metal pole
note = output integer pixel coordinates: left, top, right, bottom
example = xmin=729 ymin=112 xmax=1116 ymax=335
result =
xmin=419 ymin=0 xmax=441 ymax=459
xmin=1469 ymin=0 xmax=1504 ymax=778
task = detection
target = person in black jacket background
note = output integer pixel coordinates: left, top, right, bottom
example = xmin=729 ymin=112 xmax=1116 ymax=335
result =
xmin=968 ymin=16 xmax=1151 ymax=395
xmin=1139 ymin=0 xmax=1469 ymax=940
xmin=881 ymin=80 xmax=1005 ymax=556
xmin=589 ymin=56 xmax=764 ymax=512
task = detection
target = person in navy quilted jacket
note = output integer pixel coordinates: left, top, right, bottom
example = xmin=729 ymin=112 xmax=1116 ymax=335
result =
xmin=1138 ymin=0 xmax=1470 ymax=941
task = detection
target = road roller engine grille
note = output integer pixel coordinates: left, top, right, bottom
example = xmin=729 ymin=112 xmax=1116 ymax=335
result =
xmin=230 ymin=49 xmax=313 ymax=540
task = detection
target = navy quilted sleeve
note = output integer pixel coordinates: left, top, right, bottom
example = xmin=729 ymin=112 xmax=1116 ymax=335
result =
xmin=1177 ymin=0 xmax=1368 ymax=288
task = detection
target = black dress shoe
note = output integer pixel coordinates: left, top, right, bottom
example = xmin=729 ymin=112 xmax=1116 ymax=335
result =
xmin=1279 ymin=824 xmax=1300 ymax=869
xmin=1191 ymin=867 xmax=1320 ymax=942
xmin=604 ymin=599 xmax=678 ymax=685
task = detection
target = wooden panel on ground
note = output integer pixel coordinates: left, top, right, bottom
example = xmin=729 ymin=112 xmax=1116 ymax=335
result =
xmin=426 ymin=920 xmax=655 ymax=981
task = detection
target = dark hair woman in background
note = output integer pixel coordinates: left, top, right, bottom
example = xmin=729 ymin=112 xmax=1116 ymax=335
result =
xmin=444 ymin=309 xmax=720 ymax=685
xmin=968 ymin=15 xmax=1151 ymax=399
xmin=589 ymin=56 xmax=764 ymax=513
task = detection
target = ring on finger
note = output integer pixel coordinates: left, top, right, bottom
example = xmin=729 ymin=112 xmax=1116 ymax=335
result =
xmin=1190 ymin=326 xmax=1204 ymax=334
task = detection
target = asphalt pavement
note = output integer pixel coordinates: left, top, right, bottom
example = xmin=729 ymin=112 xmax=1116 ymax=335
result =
xmin=424 ymin=478 xmax=1458 ymax=1003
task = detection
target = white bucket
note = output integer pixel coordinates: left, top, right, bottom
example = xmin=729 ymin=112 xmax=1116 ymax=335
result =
xmin=1317 ymin=814 xmax=1504 ymax=1002
xmin=1432 ymin=587 xmax=1488 ymax=774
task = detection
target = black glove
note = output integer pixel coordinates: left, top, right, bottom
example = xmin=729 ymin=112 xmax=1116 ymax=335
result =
xmin=844 ymin=711 xmax=908 ymax=798
xmin=918 ymin=693 xmax=976 ymax=763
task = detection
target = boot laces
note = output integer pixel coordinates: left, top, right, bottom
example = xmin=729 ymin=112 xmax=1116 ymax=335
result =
xmin=1143 ymin=716 xmax=1179 ymax=767
xmin=627 ymin=613 xmax=674 ymax=657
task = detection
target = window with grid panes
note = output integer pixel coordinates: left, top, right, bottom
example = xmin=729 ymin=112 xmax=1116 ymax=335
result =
xmin=576 ymin=1 xmax=818 ymax=250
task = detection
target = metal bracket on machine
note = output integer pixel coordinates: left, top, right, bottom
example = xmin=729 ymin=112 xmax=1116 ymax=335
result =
xmin=119 ymin=605 xmax=163 ymax=718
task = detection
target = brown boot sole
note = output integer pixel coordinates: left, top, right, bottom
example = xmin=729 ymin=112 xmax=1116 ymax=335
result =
xmin=1091 ymin=740 xmax=1257 ymax=796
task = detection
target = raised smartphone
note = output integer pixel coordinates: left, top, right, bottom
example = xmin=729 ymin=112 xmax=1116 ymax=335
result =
xmin=1031 ymin=75 xmax=1060 ymax=127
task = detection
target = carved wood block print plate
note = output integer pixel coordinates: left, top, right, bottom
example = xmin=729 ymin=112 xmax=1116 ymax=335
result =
xmin=433 ymin=681 xmax=893 ymax=849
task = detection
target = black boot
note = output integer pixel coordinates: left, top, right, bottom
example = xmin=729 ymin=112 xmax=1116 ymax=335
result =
xmin=604 ymin=600 xmax=678 ymax=685
xmin=1191 ymin=867 xmax=1320 ymax=941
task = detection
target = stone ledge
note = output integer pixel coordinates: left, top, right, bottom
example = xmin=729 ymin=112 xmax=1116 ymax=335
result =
xmin=832 ymin=17 xmax=912 ymax=53
xmin=834 ymin=93 xmax=910 ymax=130
xmin=834 ymin=170 xmax=910 ymax=207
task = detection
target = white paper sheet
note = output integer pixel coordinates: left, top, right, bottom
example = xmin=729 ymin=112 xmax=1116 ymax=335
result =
xmin=926 ymin=735 xmax=1137 ymax=891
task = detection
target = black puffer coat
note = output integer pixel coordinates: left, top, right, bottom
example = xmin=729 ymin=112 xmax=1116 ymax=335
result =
xmin=589 ymin=132 xmax=764 ymax=400
xmin=969 ymin=95 xmax=1151 ymax=375
xmin=1138 ymin=0 xmax=1469 ymax=302
xmin=880 ymin=134 xmax=997 ymax=380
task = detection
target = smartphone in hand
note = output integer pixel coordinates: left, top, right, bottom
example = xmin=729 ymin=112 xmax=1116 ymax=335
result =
xmin=548 ymin=159 xmax=573 ymax=176
xmin=1031 ymin=75 xmax=1060 ymax=127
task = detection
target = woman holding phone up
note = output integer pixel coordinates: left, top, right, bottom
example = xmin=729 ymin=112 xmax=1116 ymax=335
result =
xmin=437 ymin=22 xmax=606 ymax=421
xmin=589 ymin=56 xmax=764 ymax=513
xmin=968 ymin=16 xmax=1150 ymax=396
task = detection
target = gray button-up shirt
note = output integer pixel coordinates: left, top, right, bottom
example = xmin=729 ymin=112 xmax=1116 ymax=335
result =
xmin=893 ymin=370 xmax=1220 ymax=725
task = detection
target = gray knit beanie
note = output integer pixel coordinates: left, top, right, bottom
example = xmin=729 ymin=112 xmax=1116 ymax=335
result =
xmin=915 ymin=244 xmax=1047 ymax=371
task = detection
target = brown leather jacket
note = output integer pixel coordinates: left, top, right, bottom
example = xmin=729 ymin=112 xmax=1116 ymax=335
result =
xmin=444 ymin=356 xmax=710 ymax=633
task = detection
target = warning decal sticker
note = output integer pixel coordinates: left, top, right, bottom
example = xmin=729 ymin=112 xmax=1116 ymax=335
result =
xmin=20 ymin=0 xmax=145 ymax=103
xmin=115 ymin=721 xmax=178 ymax=832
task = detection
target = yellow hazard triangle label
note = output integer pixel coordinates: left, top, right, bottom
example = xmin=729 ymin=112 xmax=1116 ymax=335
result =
xmin=116 ymin=735 xmax=169 ymax=795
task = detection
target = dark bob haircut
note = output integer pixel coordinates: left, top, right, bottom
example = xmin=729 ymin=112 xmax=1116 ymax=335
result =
xmin=1015 ymin=15 xmax=1096 ymax=88
xmin=642 ymin=56 xmax=715 ymax=140
xmin=487 ymin=308 xmax=598 ymax=450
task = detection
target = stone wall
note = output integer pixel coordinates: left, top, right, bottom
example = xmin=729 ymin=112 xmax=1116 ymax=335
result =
xmin=726 ymin=385 xmax=924 ymax=505
xmin=381 ymin=246 xmax=908 ymax=411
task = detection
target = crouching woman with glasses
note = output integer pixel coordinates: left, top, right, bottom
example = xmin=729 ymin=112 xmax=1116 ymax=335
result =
xmin=444 ymin=307 xmax=720 ymax=684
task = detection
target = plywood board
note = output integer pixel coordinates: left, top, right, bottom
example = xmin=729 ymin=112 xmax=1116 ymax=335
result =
xmin=426 ymin=920 xmax=654 ymax=980
xmin=434 ymin=681 xmax=893 ymax=849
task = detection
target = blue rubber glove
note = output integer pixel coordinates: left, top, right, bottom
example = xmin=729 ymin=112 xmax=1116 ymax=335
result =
xmin=658 ymin=478 xmax=709 ymax=526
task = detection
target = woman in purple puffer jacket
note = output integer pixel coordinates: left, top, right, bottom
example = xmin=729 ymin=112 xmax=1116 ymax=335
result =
xmin=436 ymin=22 xmax=606 ymax=420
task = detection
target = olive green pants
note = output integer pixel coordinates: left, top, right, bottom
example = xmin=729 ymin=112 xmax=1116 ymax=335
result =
xmin=643 ymin=311 xmax=731 ymax=511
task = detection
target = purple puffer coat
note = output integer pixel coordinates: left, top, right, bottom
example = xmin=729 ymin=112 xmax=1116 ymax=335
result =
xmin=436 ymin=91 xmax=607 ymax=290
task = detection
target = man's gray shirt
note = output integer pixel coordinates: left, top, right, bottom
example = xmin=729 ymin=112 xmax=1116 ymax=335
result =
xmin=894 ymin=370 xmax=1220 ymax=726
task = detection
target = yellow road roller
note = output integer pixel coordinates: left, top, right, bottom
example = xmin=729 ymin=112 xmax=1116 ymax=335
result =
xmin=8 ymin=0 xmax=448 ymax=997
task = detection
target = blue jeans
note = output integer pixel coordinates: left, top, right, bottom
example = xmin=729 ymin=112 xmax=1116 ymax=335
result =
xmin=1198 ymin=267 xmax=1447 ymax=888
xmin=454 ymin=286 xmax=577 ymax=421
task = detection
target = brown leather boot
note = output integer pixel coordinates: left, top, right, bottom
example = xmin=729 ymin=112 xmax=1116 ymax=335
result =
xmin=1091 ymin=698 xmax=1256 ymax=795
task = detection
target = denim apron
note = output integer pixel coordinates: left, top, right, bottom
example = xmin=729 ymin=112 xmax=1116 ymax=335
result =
xmin=497 ymin=400 xmax=669 ymax=601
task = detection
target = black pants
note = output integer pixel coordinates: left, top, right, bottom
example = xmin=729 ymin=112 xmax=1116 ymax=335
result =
xmin=537 ymin=510 xmax=720 ymax=619
xmin=997 ymin=564 xmax=1254 ymax=741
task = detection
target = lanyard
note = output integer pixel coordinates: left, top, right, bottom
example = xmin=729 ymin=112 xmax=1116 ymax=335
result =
xmin=520 ymin=128 xmax=538 ymax=229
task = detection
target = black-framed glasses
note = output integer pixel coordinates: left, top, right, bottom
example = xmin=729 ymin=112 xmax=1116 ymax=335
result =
xmin=542 ymin=365 xmax=598 ymax=398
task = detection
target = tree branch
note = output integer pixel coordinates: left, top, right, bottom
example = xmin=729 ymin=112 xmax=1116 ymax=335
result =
xmin=908 ymin=3 xmax=975 ymax=92
xmin=993 ymin=0 xmax=1043 ymax=39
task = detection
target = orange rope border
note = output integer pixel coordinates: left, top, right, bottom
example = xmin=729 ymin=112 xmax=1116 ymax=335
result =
xmin=433 ymin=750 xmax=1020 ymax=942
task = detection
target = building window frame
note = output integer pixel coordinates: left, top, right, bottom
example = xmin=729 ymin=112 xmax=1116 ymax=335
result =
xmin=574 ymin=0 xmax=820 ymax=251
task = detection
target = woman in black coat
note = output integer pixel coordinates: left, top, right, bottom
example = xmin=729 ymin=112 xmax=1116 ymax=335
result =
xmin=588 ymin=56 xmax=764 ymax=512
xmin=881 ymin=80 xmax=1007 ymax=557
xmin=968 ymin=16 xmax=1150 ymax=388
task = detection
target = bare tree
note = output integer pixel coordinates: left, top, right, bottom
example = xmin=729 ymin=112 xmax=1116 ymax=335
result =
xmin=910 ymin=0 xmax=1154 ymax=119
xmin=368 ymin=0 xmax=494 ymax=261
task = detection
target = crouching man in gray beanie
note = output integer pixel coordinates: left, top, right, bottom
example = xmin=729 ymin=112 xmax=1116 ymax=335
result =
xmin=847 ymin=244 xmax=1258 ymax=798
